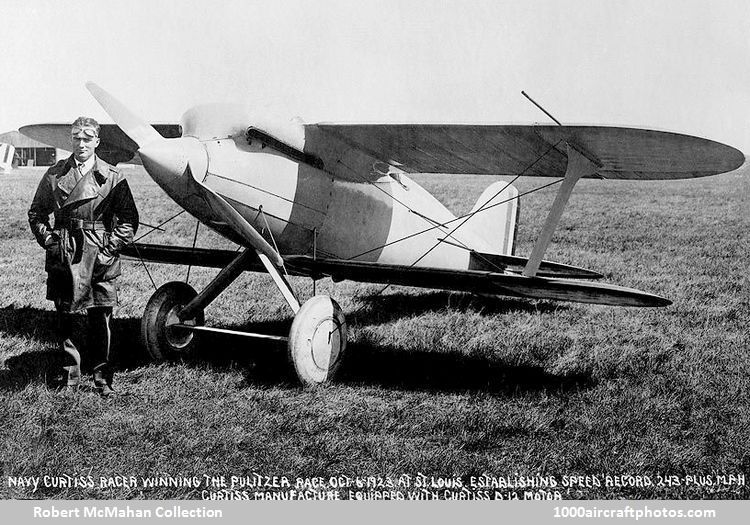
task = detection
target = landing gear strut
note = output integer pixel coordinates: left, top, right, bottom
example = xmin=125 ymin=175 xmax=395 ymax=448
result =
xmin=139 ymin=248 xmax=347 ymax=386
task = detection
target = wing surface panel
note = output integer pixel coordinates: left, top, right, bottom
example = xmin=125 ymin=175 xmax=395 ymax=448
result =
xmin=306 ymin=124 xmax=744 ymax=180
xmin=121 ymin=243 xmax=277 ymax=273
xmin=121 ymin=244 xmax=659 ymax=306
xmin=23 ymin=121 xmax=743 ymax=178
xmin=19 ymin=123 xmax=181 ymax=165
xmin=285 ymin=256 xmax=668 ymax=307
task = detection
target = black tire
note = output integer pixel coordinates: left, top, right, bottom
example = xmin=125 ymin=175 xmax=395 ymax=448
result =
xmin=141 ymin=281 xmax=204 ymax=361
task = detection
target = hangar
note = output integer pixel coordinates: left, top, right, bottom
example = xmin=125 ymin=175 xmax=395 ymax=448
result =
xmin=0 ymin=130 xmax=69 ymax=168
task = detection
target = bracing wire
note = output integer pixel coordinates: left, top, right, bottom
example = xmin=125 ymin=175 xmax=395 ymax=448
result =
xmin=131 ymin=210 xmax=186 ymax=244
xmin=346 ymin=141 xmax=566 ymax=320
xmin=425 ymin=140 xmax=564 ymax=270
xmin=346 ymin=177 xmax=563 ymax=321
xmin=344 ymin=140 xmax=564 ymax=265
xmin=207 ymin=172 xmax=326 ymax=215
xmin=259 ymin=207 xmax=292 ymax=281
xmin=127 ymin=209 xmax=188 ymax=291
xmin=132 ymin=243 xmax=157 ymax=291
xmin=185 ymin=221 xmax=200 ymax=284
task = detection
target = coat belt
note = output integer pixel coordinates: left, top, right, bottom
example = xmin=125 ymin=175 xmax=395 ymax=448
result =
xmin=55 ymin=219 xmax=107 ymax=231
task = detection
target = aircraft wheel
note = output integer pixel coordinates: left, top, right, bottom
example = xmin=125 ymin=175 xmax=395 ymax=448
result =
xmin=288 ymin=295 xmax=347 ymax=386
xmin=141 ymin=281 xmax=204 ymax=361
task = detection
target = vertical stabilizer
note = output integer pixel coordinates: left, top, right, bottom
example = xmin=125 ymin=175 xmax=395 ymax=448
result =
xmin=463 ymin=182 xmax=519 ymax=256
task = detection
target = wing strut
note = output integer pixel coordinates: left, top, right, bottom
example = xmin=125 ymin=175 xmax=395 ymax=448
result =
xmin=178 ymin=248 xmax=258 ymax=322
xmin=176 ymin=247 xmax=301 ymax=323
xmin=257 ymin=252 xmax=301 ymax=314
xmin=191 ymin=174 xmax=300 ymax=313
xmin=523 ymin=144 xmax=599 ymax=277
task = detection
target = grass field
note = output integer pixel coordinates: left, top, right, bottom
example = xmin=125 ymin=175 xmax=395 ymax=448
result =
xmin=0 ymin=164 xmax=748 ymax=500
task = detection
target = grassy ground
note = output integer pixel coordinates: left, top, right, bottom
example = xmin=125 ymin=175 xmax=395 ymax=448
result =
xmin=0 ymin=164 xmax=748 ymax=500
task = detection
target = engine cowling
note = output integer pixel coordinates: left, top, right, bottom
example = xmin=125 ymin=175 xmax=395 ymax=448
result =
xmin=180 ymin=103 xmax=306 ymax=150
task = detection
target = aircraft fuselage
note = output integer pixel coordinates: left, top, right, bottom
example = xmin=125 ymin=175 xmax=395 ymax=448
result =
xmin=160 ymin=132 xmax=495 ymax=271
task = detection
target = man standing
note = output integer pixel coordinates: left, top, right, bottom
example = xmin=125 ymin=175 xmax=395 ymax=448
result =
xmin=28 ymin=117 xmax=138 ymax=396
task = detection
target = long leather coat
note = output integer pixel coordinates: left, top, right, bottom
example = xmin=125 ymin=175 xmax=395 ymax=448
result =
xmin=28 ymin=155 xmax=139 ymax=312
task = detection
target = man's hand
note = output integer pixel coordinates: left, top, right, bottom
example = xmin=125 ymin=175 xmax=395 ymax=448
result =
xmin=44 ymin=233 xmax=61 ymax=259
xmin=97 ymin=245 xmax=116 ymax=266
xmin=100 ymin=243 xmax=118 ymax=258
xmin=44 ymin=232 xmax=60 ymax=247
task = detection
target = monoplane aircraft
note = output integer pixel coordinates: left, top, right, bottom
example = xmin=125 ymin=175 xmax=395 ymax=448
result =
xmin=21 ymin=84 xmax=745 ymax=385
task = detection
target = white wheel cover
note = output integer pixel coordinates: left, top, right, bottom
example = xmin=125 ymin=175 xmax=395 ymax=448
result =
xmin=289 ymin=295 xmax=347 ymax=385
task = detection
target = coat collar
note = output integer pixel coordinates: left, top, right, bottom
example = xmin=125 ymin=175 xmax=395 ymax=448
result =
xmin=59 ymin=154 xmax=111 ymax=208
xmin=59 ymin=154 xmax=112 ymax=180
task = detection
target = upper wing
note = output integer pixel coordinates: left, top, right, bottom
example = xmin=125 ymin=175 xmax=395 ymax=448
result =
xmin=121 ymin=243 xmax=665 ymax=307
xmin=19 ymin=123 xmax=181 ymax=165
xmin=23 ymin=121 xmax=744 ymax=179
xmin=305 ymin=124 xmax=745 ymax=180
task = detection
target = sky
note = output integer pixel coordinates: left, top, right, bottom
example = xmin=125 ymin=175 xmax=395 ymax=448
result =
xmin=2 ymin=0 xmax=749 ymax=153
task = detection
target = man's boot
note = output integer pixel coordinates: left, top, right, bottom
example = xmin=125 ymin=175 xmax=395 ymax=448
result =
xmin=89 ymin=308 xmax=114 ymax=397
xmin=93 ymin=367 xmax=114 ymax=397
xmin=62 ymin=364 xmax=80 ymax=394
xmin=61 ymin=353 xmax=81 ymax=394
xmin=57 ymin=309 xmax=82 ymax=394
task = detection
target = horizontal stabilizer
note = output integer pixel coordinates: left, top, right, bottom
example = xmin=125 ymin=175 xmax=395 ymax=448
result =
xmin=469 ymin=252 xmax=603 ymax=279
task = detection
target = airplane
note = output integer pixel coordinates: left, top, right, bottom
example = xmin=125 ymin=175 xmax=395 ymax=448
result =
xmin=20 ymin=83 xmax=745 ymax=386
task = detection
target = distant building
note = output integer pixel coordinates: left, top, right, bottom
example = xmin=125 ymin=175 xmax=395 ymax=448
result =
xmin=0 ymin=130 xmax=70 ymax=167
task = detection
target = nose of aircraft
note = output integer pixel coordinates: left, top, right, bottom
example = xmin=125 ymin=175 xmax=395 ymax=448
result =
xmin=138 ymin=137 xmax=208 ymax=191
xmin=85 ymin=82 xmax=209 ymax=194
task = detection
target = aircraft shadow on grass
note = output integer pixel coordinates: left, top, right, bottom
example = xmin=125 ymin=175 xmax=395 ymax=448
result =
xmin=0 ymin=303 xmax=591 ymax=395
xmin=348 ymin=290 xmax=567 ymax=326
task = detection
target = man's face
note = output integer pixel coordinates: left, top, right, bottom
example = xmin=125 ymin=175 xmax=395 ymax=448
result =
xmin=70 ymin=126 xmax=100 ymax=162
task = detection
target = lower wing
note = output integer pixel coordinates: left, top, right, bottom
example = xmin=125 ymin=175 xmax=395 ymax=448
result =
xmin=122 ymin=243 xmax=667 ymax=307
